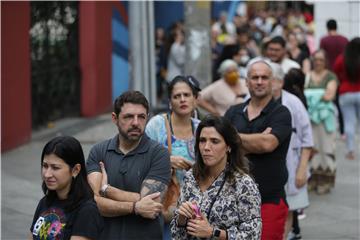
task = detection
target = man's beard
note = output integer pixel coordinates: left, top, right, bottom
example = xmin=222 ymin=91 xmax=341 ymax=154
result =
xmin=118 ymin=126 xmax=143 ymax=142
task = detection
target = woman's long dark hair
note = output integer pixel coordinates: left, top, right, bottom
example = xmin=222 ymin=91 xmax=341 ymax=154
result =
xmin=192 ymin=115 xmax=249 ymax=183
xmin=168 ymin=75 xmax=200 ymax=99
xmin=283 ymin=68 xmax=308 ymax=109
xmin=41 ymin=136 xmax=93 ymax=212
xmin=344 ymin=37 xmax=360 ymax=83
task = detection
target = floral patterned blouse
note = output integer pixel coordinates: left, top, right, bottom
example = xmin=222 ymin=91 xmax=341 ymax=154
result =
xmin=170 ymin=169 xmax=262 ymax=239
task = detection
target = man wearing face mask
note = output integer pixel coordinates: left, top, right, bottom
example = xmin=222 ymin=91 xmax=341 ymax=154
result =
xmin=235 ymin=47 xmax=251 ymax=79
xmin=198 ymin=59 xmax=249 ymax=116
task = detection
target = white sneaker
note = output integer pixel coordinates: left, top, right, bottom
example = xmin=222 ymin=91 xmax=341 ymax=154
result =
xmin=297 ymin=210 xmax=306 ymax=220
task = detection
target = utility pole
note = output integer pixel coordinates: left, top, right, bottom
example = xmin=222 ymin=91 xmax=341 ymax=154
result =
xmin=129 ymin=1 xmax=157 ymax=109
xmin=184 ymin=1 xmax=211 ymax=88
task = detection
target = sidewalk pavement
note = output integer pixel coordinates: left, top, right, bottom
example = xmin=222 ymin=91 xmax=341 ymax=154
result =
xmin=1 ymin=113 xmax=359 ymax=239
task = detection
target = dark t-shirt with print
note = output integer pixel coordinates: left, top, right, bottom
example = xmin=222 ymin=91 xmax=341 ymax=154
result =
xmin=30 ymin=197 xmax=103 ymax=240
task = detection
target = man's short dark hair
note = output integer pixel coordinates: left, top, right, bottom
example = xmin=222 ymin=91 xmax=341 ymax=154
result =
xmin=236 ymin=26 xmax=250 ymax=36
xmin=268 ymin=36 xmax=286 ymax=48
xmin=114 ymin=90 xmax=149 ymax=115
xmin=327 ymin=19 xmax=337 ymax=31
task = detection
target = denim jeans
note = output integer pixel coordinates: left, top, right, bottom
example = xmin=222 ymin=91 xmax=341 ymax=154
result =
xmin=339 ymin=92 xmax=360 ymax=152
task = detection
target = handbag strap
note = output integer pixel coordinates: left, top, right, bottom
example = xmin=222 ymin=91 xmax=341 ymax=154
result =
xmin=163 ymin=113 xmax=179 ymax=186
xmin=163 ymin=113 xmax=172 ymax=154
xmin=206 ymin=172 xmax=227 ymax=219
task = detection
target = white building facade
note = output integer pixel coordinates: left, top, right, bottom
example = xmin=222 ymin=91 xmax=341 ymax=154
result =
xmin=314 ymin=1 xmax=360 ymax=48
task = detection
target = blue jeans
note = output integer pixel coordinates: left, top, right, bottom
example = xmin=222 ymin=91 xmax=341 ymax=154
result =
xmin=163 ymin=223 xmax=171 ymax=240
xmin=339 ymin=92 xmax=360 ymax=152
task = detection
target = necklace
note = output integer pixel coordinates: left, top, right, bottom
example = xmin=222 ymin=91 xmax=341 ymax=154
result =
xmin=168 ymin=113 xmax=194 ymax=140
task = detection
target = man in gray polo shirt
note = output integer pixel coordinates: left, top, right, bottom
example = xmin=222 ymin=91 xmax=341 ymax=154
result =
xmin=87 ymin=90 xmax=171 ymax=239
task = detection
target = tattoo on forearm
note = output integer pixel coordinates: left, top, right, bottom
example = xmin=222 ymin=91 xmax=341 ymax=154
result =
xmin=141 ymin=179 xmax=168 ymax=200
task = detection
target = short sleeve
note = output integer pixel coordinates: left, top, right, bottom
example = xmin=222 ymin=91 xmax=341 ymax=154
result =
xmin=86 ymin=143 xmax=103 ymax=174
xmin=72 ymin=200 xmax=104 ymax=239
xmin=294 ymin=99 xmax=314 ymax=148
xmin=268 ymin=106 xmax=292 ymax=145
xmin=327 ymin=71 xmax=339 ymax=85
xmin=30 ymin=198 xmax=45 ymax=233
xmin=145 ymin=143 xmax=171 ymax=185
xmin=200 ymin=82 xmax=216 ymax=102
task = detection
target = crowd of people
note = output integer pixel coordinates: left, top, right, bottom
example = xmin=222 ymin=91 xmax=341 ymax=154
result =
xmin=29 ymin=7 xmax=359 ymax=240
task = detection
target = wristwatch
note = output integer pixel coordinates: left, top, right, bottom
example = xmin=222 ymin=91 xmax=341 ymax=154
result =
xmin=100 ymin=184 xmax=110 ymax=197
xmin=212 ymin=227 xmax=221 ymax=239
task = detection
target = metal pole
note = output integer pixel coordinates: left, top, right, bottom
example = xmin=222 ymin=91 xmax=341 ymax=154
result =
xmin=128 ymin=1 xmax=156 ymax=109
xmin=147 ymin=2 xmax=157 ymax=108
xmin=184 ymin=1 xmax=212 ymax=88
xmin=129 ymin=2 xmax=141 ymax=91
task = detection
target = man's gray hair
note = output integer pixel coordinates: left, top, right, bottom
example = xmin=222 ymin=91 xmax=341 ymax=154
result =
xmin=218 ymin=59 xmax=238 ymax=77
xmin=246 ymin=57 xmax=274 ymax=78
xmin=270 ymin=62 xmax=284 ymax=81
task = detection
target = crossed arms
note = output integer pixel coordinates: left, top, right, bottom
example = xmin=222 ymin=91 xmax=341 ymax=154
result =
xmin=239 ymin=127 xmax=279 ymax=154
xmin=231 ymin=105 xmax=292 ymax=154
xmin=88 ymin=162 xmax=168 ymax=219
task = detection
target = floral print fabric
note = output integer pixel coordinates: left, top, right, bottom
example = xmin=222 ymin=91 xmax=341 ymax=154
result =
xmin=171 ymin=170 xmax=262 ymax=239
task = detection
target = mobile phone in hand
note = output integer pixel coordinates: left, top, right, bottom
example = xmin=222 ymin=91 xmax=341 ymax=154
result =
xmin=191 ymin=203 xmax=201 ymax=218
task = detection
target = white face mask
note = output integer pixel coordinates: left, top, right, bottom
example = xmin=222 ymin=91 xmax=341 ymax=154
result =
xmin=296 ymin=33 xmax=305 ymax=43
xmin=240 ymin=55 xmax=250 ymax=64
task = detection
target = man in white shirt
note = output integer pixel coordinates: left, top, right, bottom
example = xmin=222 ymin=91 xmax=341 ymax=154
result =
xmin=265 ymin=36 xmax=300 ymax=74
